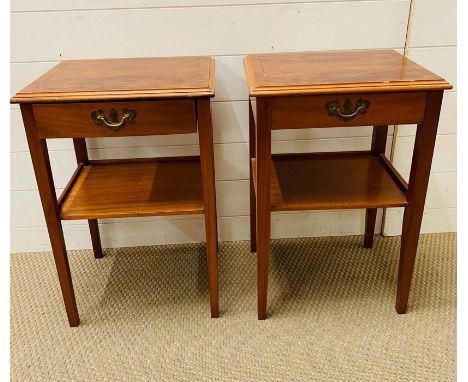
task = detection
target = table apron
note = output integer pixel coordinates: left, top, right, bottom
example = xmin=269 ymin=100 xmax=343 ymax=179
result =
xmin=32 ymin=99 xmax=197 ymax=138
xmin=270 ymin=91 xmax=428 ymax=129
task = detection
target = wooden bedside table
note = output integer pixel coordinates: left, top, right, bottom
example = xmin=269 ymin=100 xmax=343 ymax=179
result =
xmin=11 ymin=56 xmax=219 ymax=326
xmin=244 ymin=50 xmax=452 ymax=320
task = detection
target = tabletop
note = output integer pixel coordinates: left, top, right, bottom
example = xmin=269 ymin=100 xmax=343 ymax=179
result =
xmin=11 ymin=56 xmax=215 ymax=103
xmin=244 ymin=49 xmax=452 ymax=97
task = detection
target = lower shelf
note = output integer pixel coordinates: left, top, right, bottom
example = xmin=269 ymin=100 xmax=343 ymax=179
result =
xmin=252 ymin=151 xmax=408 ymax=211
xmin=59 ymin=157 xmax=204 ymax=220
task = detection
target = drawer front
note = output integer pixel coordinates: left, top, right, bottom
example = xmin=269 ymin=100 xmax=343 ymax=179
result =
xmin=271 ymin=92 xmax=427 ymax=130
xmin=33 ymin=100 xmax=197 ymax=138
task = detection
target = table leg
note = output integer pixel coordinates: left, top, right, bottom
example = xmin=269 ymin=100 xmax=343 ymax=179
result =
xmin=396 ymin=91 xmax=443 ymax=314
xmin=73 ymin=138 xmax=103 ymax=259
xmin=256 ymin=98 xmax=272 ymax=320
xmin=249 ymin=99 xmax=257 ymax=253
xmin=364 ymin=125 xmax=388 ymax=248
xmin=364 ymin=209 xmax=378 ymax=248
xmin=21 ymin=105 xmax=80 ymax=327
xmin=198 ymin=98 xmax=219 ymax=318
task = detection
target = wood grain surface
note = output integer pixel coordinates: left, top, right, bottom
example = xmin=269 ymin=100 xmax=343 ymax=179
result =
xmin=60 ymin=157 xmax=204 ymax=220
xmin=244 ymin=50 xmax=452 ymax=96
xmin=11 ymin=56 xmax=215 ymax=103
xmin=251 ymin=152 xmax=408 ymax=212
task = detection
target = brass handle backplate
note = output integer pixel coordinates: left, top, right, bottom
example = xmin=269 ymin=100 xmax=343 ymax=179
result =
xmin=325 ymin=98 xmax=370 ymax=122
xmin=91 ymin=108 xmax=137 ymax=131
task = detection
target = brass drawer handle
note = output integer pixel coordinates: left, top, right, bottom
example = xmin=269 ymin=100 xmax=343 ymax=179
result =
xmin=325 ymin=98 xmax=370 ymax=122
xmin=91 ymin=108 xmax=137 ymax=131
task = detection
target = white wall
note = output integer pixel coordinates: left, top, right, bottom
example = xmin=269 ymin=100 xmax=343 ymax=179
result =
xmin=10 ymin=0 xmax=456 ymax=252
xmin=383 ymin=0 xmax=457 ymax=235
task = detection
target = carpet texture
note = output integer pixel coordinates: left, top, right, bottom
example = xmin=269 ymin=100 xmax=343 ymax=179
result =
xmin=11 ymin=233 xmax=456 ymax=381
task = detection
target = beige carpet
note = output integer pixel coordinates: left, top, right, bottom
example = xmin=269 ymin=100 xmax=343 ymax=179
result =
xmin=11 ymin=233 xmax=456 ymax=381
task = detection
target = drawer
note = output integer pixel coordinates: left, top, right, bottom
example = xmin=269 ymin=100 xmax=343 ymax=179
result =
xmin=271 ymin=92 xmax=427 ymax=130
xmin=33 ymin=100 xmax=197 ymax=138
